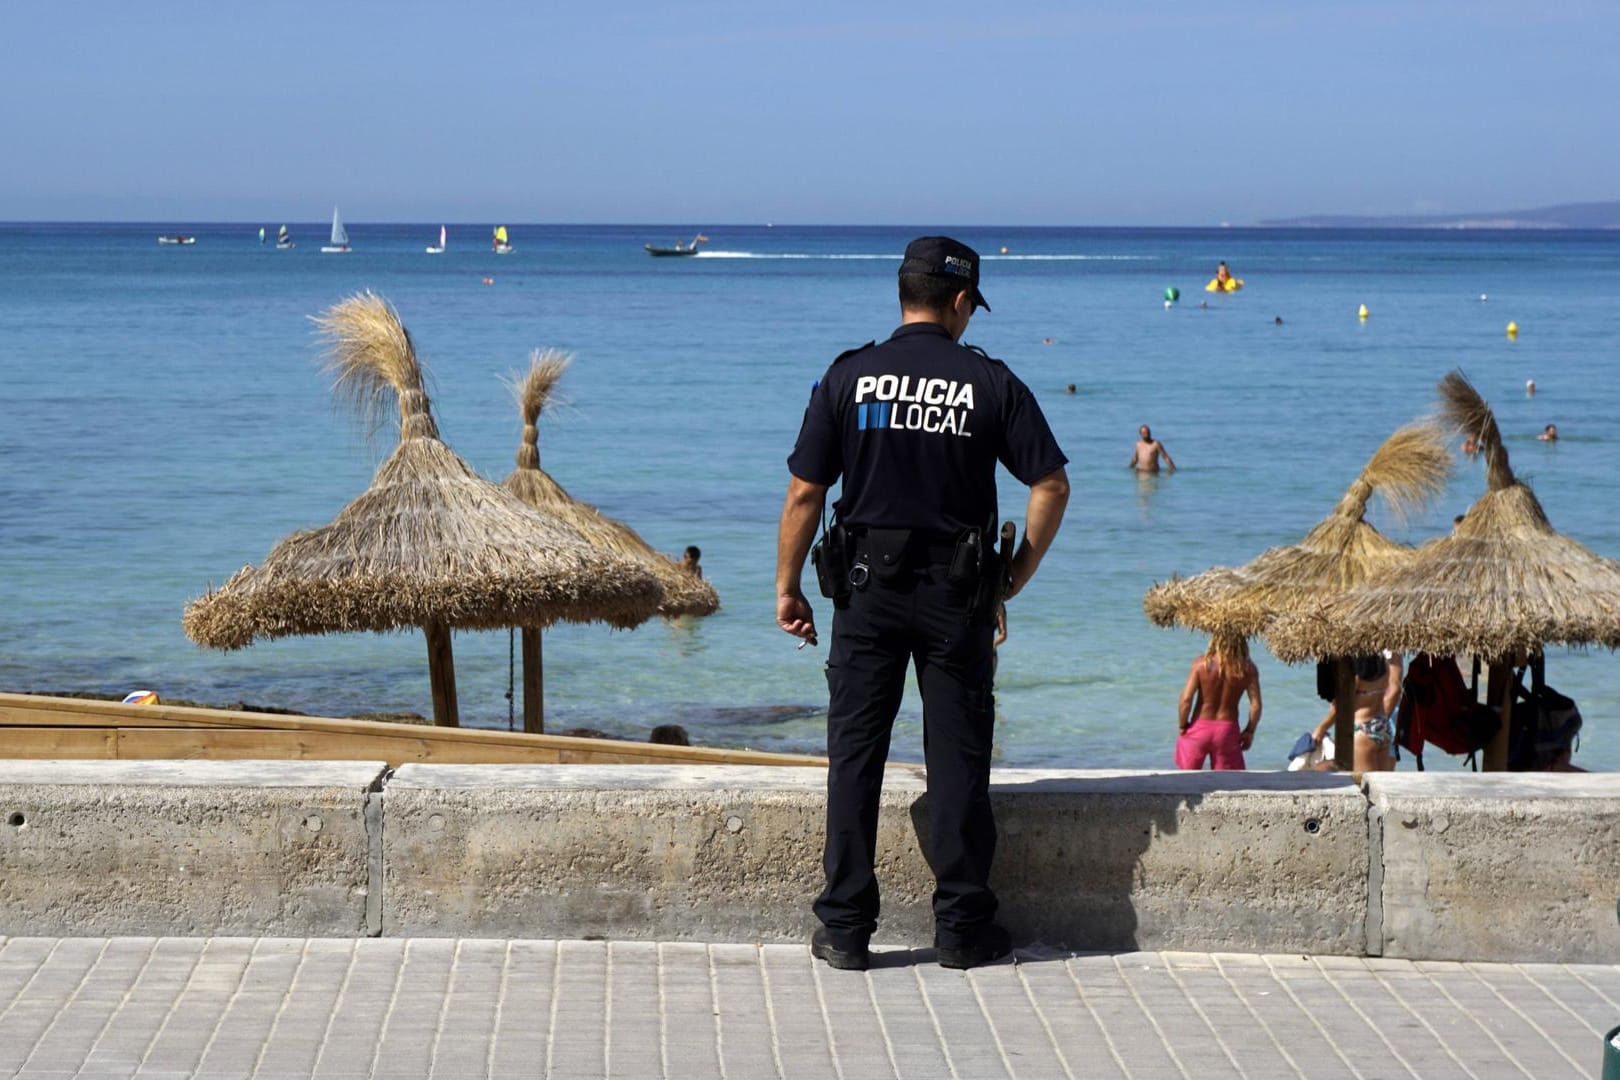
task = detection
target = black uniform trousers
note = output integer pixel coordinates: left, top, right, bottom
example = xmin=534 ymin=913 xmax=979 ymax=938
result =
xmin=813 ymin=560 xmax=998 ymax=952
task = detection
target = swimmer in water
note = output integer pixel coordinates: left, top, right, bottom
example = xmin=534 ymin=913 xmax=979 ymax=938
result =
xmin=1065 ymin=384 xmax=1076 ymax=394
xmin=1538 ymin=423 xmax=1558 ymax=442
xmin=1526 ymin=378 xmax=1536 ymax=397
xmin=1128 ymin=424 xmax=1176 ymax=473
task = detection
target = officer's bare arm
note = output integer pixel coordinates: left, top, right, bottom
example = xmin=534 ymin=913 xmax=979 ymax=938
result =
xmin=1005 ymin=466 xmax=1070 ymax=600
xmin=775 ymin=475 xmax=828 ymax=643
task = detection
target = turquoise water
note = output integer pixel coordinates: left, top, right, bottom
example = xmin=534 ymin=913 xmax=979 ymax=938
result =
xmin=4 ymin=223 xmax=1618 ymax=770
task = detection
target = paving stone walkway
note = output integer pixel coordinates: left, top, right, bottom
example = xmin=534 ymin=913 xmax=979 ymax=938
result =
xmin=0 ymin=937 xmax=1616 ymax=1078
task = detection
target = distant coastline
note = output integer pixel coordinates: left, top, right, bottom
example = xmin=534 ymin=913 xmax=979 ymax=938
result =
xmin=1261 ymin=199 xmax=1620 ymax=230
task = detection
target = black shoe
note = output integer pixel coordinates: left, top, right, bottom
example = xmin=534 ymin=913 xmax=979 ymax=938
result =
xmin=936 ymin=924 xmax=1014 ymax=970
xmin=811 ymin=927 xmax=870 ymax=971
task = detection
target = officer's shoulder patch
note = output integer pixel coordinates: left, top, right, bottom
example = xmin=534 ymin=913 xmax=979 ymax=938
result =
xmin=962 ymin=343 xmax=1007 ymax=368
xmin=830 ymin=341 xmax=876 ymax=365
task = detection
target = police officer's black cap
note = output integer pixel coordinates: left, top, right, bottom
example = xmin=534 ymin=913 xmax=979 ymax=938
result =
xmin=899 ymin=236 xmax=991 ymax=313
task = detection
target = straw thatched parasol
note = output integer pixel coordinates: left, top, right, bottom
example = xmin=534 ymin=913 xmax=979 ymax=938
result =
xmin=1264 ymin=371 xmax=1620 ymax=768
xmin=499 ymin=349 xmax=719 ymax=730
xmin=1144 ymin=422 xmax=1450 ymax=636
xmin=183 ymin=294 xmax=663 ymax=727
xmin=1143 ymin=421 xmax=1451 ymax=766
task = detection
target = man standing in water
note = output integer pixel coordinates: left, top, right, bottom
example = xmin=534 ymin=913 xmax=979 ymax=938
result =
xmin=775 ymin=236 xmax=1070 ymax=971
xmin=1129 ymin=424 xmax=1176 ymax=472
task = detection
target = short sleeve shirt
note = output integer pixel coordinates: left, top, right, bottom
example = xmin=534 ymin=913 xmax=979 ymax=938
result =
xmin=788 ymin=322 xmax=1068 ymax=533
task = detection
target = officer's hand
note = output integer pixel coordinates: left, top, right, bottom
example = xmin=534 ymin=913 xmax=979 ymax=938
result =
xmin=777 ymin=590 xmax=818 ymax=647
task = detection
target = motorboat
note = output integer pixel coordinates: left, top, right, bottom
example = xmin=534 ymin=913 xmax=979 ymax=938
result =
xmin=157 ymin=235 xmax=196 ymax=245
xmin=645 ymin=233 xmax=708 ymax=257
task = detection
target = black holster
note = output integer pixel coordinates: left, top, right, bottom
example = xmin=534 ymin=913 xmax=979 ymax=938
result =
xmin=951 ymin=527 xmax=1004 ymax=626
xmin=811 ymin=524 xmax=851 ymax=603
xmin=968 ymin=555 xmax=1005 ymax=626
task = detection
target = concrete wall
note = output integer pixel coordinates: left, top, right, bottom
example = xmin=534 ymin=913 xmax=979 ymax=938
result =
xmin=2 ymin=760 xmax=1616 ymax=963
xmin=382 ymin=765 xmax=1367 ymax=954
xmin=0 ymin=760 xmax=385 ymax=936
xmin=1366 ymin=772 xmax=1620 ymax=963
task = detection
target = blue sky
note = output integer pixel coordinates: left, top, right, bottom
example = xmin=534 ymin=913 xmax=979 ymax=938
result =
xmin=6 ymin=1 xmax=1616 ymax=224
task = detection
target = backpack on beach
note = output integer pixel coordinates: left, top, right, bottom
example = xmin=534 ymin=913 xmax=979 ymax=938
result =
xmin=1509 ymin=656 xmax=1582 ymax=771
xmin=1397 ymin=652 xmax=1499 ymax=770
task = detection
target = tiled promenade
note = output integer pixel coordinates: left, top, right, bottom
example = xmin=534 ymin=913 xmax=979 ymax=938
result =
xmin=0 ymin=937 xmax=1616 ymax=1079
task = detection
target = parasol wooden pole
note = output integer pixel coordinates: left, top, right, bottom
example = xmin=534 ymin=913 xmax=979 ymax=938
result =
xmin=1333 ymin=657 xmax=1356 ymax=770
xmin=1484 ymin=660 xmax=1512 ymax=771
xmin=521 ymin=627 xmax=544 ymax=733
xmin=424 ymin=620 xmax=460 ymax=727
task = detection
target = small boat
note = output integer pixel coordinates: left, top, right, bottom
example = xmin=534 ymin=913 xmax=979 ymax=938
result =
xmin=426 ymin=225 xmax=446 ymax=254
xmin=258 ymin=227 xmax=266 ymax=245
xmin=492 ymin=225 xmax=514 ymax=254
xmin=320 ymin=208 xmax=350 ymax=254
xmin=276 ymin=224 xmax=294 ymax=249
xmin=157 ymin=235 xmax=196 ymax=246
xmin=645 ymin=233 xmax=708 ymax=257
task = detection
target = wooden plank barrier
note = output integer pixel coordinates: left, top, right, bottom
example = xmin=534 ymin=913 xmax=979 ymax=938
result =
xmin=0 ymin=693 xmax=825 ymax=769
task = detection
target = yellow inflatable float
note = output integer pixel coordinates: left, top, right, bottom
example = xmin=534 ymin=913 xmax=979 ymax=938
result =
xmin=1205 ymin=277 xmax=1244 ymax=293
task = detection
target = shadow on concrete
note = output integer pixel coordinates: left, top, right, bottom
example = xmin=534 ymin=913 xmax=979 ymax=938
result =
xmin=910 ymin=770 xmax=1361 ymax=958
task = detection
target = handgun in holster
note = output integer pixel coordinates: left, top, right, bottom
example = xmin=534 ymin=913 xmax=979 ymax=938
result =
xmin=963 ymin=522 xmax=1016 ymax=626
xmin=939 ymin=524 xmax=997 ymax=625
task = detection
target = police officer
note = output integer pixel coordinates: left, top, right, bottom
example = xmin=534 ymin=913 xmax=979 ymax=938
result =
xmin=775 ymin=236 xmax=1070 ymax=971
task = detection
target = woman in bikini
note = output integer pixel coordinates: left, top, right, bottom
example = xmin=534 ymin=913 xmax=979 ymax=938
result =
xmin=1175 ymin=634 xmax=1262 ymax=770
xmin=1313 ymin=651 xmax=1403 ymax=771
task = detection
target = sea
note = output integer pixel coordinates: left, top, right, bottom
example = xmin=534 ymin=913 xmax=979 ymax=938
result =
xmin=4 ymin=222 xmax=1619 ymax=771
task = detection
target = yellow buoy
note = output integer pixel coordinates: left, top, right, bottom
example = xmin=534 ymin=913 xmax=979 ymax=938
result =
xmin=1358 ymin=304 xmax=1369 ymax=320
xmin=1506 ymin=321 xmax=1519 ymax=338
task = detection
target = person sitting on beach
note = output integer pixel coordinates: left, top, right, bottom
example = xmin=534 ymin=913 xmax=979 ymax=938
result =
xmin=1538 ymin=423 xmax=1558 ymax=442
xmin=1175 ymin=634 xmax=1261 ymax=771
xmin=1312 ymin=651 xmax=1402 ymax=771
xmin=679 ymin=545 xmax=703 ymax=577
xmin=1129 ymin=425 xmax=1176 ymax=473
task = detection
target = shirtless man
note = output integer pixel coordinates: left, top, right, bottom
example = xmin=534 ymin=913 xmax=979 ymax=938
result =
xmin=1128 ymin=425 xmax=1176 ymax=472
xmin=1313 ymin=651 xmax=1402 ymax=771
xmin=1175 ymin=635 xmax=1261 ymax=770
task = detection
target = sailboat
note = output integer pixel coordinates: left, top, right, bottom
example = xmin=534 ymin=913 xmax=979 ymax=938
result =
xmin=258 ymin=227 xmax=266 ymax=245
xmin=492 ymin=225 xmax=513 ymax=254
xmin=276 ymin=224 xmax=294 ymax=249
xmin=426 ymin=226 xmax=446 ymax=254
xmin=320 ymin=208 xmax=350 ymax=254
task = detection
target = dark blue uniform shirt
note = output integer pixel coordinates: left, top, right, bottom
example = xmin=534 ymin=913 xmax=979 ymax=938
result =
xmin=788 ymin=323 xmax=1067 ymax=534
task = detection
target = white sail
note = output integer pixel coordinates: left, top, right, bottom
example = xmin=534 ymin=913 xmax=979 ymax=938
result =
xmin=330 ymin=209 xmax=348 ymax=246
